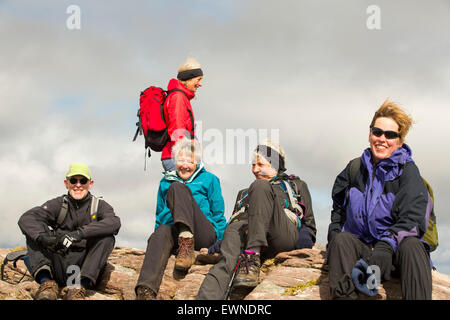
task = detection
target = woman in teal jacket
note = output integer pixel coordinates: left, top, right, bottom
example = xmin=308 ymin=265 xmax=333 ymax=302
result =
xmin=135 ymin=137 xmax=227 ymax=300
xmin=155 ymin=162 xmax=227 ymax=241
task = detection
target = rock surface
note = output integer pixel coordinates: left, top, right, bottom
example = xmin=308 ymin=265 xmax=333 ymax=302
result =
xmin=1 ymin=245 xmax=449 ymax=300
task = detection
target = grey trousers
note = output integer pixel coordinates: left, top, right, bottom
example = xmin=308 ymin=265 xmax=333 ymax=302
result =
xmin=136 ymin=182 xmax=216 ymax=294
xmin=27 ymin=235 xmax=115 ymax=287
xmin=197 ymin=179 xmax=299 ymax=300
xmin=328 ymin=232 xmax=432 ymax=300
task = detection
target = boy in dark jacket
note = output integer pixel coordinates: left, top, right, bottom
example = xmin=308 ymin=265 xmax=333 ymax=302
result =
xmin=18 ymin=162 xmax=121 ymax=300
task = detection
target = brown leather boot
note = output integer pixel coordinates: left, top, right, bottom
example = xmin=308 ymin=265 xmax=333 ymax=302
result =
xmin=135 ymin=285 xmax=157 ymax=300
xmin=64 ymin=286 xmax=87 ymax=300
xmin=35 ymin=280 xmax=59 ymax=300
xmin=232 ymin=251 xmax=261 ymax=289
xmin=175 ymin=237 xmax=195 ymax=271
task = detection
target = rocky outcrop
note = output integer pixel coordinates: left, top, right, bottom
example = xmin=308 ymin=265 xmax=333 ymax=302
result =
xmin=1 ymin=245 xmax=449 ymax=300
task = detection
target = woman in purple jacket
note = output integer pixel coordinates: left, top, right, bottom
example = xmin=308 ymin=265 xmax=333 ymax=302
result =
xmin=327 ymin=100 xmax=432 ymax=300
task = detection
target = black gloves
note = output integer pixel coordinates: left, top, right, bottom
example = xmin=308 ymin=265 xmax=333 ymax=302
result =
xmin=37 ymin=229 xmax=84 ymax=253
xmin=37 ymin=232 xmax=58 ymax=252
xmin=368 ymin=240 xmax=394 ymax=281
xmin=60 ymin=230 xmax=83 ymax=249
xmin=208 ymin=240 xmax=222 ymax=254
xmin=296 ymin=227 xmax=314 ymax=249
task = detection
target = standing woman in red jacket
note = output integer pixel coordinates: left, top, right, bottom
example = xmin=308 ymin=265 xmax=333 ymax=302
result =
xmin=161 ymin=57 xmax=204 ymax=171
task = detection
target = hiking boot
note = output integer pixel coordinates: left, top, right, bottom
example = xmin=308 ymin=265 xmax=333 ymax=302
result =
xmin=35 ymin=280 xmax=59 ymax=300
xmin=232 ymin=251 xmax=261 ymax=289
xmin=136 ymin=285 xmax=157 ymax=300
xmin=175 ymin=237 xmax=195 ymax=271
xmin=64 ymin=286 xmax=87 ymax=300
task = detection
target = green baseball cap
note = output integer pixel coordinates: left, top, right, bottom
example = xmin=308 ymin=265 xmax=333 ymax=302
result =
xmin=66 ymin=162 xmax=92 ymax=180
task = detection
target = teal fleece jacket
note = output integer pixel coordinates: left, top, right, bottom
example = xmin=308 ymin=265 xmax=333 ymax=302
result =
xmin=154 ymin=163 xmax=227 ymax=241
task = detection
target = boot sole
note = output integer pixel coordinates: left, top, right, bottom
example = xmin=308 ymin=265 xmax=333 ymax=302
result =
xmin=232 ymin=277 xmax=259 ymax=289
xmin=229 ymin=286 xmax=254 ymax=300
xmin=174 ymin=264 xmax=191 ymax=272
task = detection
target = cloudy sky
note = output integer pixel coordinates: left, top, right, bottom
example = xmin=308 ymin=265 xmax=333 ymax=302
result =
xmin=1 ymin=0 xmax=449 ymax=274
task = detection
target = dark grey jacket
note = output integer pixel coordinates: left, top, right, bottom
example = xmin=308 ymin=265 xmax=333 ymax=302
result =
xmin=18 ymin=192 xmax=121 ymax=248
xmin=231 ymin=174 xmax=317 ymax=243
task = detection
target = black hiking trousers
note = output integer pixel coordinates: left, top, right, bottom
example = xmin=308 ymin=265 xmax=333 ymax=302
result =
xmin=27 ymin=235 xmax=115 ymax=287
xmin=197 ymin=179 xmax=299 ymax=300
xmin=135 ymin=182 xmax=216 ymax=294
xmin=328 ymin=232 xmax=432 ymax=300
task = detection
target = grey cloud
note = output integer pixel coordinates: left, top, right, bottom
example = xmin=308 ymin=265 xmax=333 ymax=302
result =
xmin=1 ymin=0 xmax=449 ymax=271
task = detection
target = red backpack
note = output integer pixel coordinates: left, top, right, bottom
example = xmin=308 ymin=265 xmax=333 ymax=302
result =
xmin=133 ymin=86 xmax=192 ymax=158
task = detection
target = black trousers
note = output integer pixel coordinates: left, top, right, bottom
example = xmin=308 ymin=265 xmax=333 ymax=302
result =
xmin=197 ymin=179 xmax=299 ymax=300
xmin=27 ymin=235 xmax=115 ymax=287
xmin=327 ymin=232 xmax=432 ymax=300
xmin=136 ymin=182 xmax=216 ymax=294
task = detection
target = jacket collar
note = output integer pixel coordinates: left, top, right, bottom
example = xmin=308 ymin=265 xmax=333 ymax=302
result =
xmin=163 ymin=162 xmax=205 ymax=183
xmin=67 ymin=191 xmax=92 ymax=207
xmin=167 ymin=78 xmax=195 ymax=100
xmin=362 ymin=143 xmax=413 ymax=180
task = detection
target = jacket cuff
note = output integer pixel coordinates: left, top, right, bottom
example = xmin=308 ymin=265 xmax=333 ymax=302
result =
xmin=77 ymin=227 xmax=87 ymax=239
xmin=380 ymin=232 xmax=397 ymax=253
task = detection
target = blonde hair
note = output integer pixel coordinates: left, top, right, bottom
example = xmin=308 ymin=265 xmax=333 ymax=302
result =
xmin=370 ymin=99 xmax=413 ymax=143
xmin=178 ymin=57 xmax=202 ymax=73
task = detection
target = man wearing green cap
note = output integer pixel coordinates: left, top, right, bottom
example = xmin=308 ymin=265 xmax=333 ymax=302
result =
xmin=18 ymin=162 xmax=121 ymax=300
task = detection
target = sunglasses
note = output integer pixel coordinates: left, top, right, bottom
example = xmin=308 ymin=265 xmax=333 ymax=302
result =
xmin=371 ymin=127 xmax=400 ymax=140
xmin=68 ymin=177 xmax=89 ymax=185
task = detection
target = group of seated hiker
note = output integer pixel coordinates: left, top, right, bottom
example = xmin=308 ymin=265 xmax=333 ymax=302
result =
xmin=15 ymin=93 xmax=433 ymax=300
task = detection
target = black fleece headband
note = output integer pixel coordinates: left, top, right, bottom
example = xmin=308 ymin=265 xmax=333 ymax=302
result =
xmin=177 ymin=68 xmax=203 ymax=81
xmin=255 ymin=144 xmax=286 ymax=173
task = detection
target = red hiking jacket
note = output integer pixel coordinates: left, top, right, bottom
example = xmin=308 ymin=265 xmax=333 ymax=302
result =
xmin=161 ymin=79 xmax=196 ymax=159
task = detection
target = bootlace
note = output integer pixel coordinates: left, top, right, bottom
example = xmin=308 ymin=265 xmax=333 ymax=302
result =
xmin=177 ymin=237 xmax=193 ymax=258
xmin=138 ymin=286 xmax=156 ymax=299
xmin=239 ymin=253 xmax=259 ymax=274
xmin=68 ymin=287 xmax=86 ymax=299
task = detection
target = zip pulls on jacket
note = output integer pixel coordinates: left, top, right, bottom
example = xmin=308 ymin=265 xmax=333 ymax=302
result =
xmin=370 ymin=164 xmax=377 ymax=198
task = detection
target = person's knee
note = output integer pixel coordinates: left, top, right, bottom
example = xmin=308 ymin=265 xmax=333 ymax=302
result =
xmin=249 ymin=179 xmax=271 ymax=192
xmin=330 ymin=232 xmax=356 ymax=249
xmin=88 ymin=235 xmax=115 ymax=249
xmin=397 ymin=237 xmax=426 ymax=258
xmin=167 ymin=181 xmax=189 ymax=194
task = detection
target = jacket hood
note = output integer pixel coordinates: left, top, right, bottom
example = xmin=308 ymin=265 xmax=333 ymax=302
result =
xmin=163 ymin=162 xmax=205 ymax=183
xmin=167 ymin=78 xmax=195 ymax=100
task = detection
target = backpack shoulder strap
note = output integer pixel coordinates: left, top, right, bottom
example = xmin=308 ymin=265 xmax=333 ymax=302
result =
xmin=165 ymin=89 xmax=195 ymax=137
xmin=56 ymin=196 xmax=69 ymax=227
xmin=90 ymin=195 xmax=102 ymax=222
xmin=282 ymin=179 xmax=305 ymax=219
xmin=56 ymin=195 xmax=101 ymax=226
xmin=348 ymin=157 xmax=362 ymax=187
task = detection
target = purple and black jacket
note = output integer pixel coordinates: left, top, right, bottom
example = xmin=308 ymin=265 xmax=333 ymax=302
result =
xmin=328 ymin=144 xmax=429 ymax=253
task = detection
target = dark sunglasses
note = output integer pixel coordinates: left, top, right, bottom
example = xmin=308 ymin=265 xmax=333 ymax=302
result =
xmin=68 ymin=177 xmax=89 ymax=185
xmin=371 ymin=127 xmax=400 ymax=140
